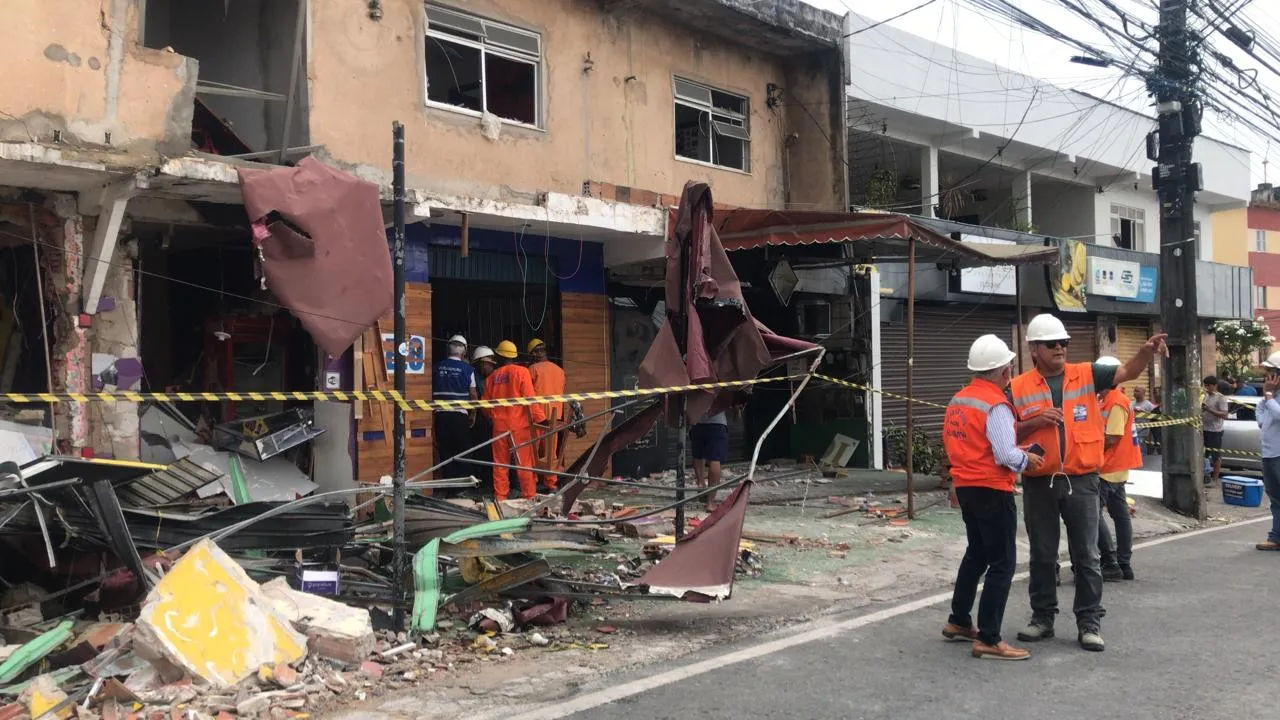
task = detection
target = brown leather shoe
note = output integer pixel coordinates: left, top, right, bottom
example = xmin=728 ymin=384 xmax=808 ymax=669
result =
xmin=972 ymin=640 xmax=1031 ymax=661
xmin=942 ymin=623 xmax=978 ymax=642
xmin=1257 ymin=540 xmax=1280 ymax=551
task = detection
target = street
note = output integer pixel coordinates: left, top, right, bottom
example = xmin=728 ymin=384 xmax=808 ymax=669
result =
xmin=503 ymin=517 xmax=1275 ymax=720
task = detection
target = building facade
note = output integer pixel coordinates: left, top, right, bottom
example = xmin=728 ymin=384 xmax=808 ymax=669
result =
xmin=0 ymin=0 xmax=848 ymax=485
xmin=839 ymin=11 xmax=1254 ymax=467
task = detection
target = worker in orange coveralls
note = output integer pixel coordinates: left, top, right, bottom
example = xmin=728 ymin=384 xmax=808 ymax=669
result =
xmin=527 ymin=338 xmax=567 ymax=492
xmin=485 ymin=340 xmax=547 ymax=500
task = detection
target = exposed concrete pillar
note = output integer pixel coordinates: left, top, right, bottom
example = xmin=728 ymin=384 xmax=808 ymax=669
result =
xmin=87 ymin=241 xmax=140 ymax=460
xmin=1013 ymin=171 xmax=1033 ymax=229
xmin=48 ymin=195 xmax=90 ymax=454
xmin=921 ymin=146 xmax=939 ymax=218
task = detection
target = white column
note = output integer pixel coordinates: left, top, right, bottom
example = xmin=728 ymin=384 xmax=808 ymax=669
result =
xmin=921 ymin=146 xmax=939 ymax=218
xmin=1013 ymin=171 xmax=1033 ymax=230
xmin=869 ymin=267 xmax=884 ymax=470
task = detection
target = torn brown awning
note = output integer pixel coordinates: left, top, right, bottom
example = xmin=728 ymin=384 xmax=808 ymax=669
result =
xmin=694 ymin=208 xmax=1059 ymax=269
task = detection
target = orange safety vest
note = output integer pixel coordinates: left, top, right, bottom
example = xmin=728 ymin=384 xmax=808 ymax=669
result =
xmin=943 ymin=378 xmax=1018 ymax=492
xmin=1009 ymin=362 xmax=1105 ymax=477
xmin=484 ymin=364 xmax=546 ymax=427
xmin=1100 ymin=388 xmax=1143 ymax=474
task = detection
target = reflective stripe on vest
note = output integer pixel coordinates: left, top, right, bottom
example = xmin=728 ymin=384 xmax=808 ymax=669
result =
xmin=1010 ymin=362 xmax=1106 ymax=477
xmin=943 ymin=378 xmax=1018 ymax=492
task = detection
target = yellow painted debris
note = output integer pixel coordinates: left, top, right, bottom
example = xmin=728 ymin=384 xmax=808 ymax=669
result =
xmin=22 ymin=674 xmax=72 ymax=720
xmin=135 ymin=539 xmax=306 ymax=689
xmin=650 ymin=536 xmax=755 ymax=550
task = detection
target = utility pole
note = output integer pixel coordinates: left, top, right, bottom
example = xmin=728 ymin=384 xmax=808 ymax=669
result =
xmin=1153 ymin=0 xmax=1206 ymax=519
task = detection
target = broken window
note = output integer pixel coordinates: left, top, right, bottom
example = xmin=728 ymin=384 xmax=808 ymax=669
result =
xmin=425 ymin=4 xmax=541 ymax=127
xmin=674 ymin=78 xmax=750 ymax=172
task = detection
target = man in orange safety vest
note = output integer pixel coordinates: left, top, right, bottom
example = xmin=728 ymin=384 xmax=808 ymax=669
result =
xmin=484 ymin=340 xmax=546 ymax=501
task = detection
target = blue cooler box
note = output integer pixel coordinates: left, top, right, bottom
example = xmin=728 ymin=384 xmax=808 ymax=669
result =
xmin=1222 ymin=476 xmax=1265 ymax=507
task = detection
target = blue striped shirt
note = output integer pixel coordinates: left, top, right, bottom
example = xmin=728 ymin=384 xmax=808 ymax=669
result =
xmin=987 ymin=404 xmax=1029 ymax=473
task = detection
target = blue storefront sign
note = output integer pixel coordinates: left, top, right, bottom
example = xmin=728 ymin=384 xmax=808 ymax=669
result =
xmin=1116 ymin=265 xmax=1157 ymax=304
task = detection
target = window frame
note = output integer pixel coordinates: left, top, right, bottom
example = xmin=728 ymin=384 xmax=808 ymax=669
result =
xmin=424 ymin=3 xmax=543 ymax=130
xmin=672 ymin=77 xmax=752 ymax=174
xmin=1257 ymin=285 xmax=1268 ymax=310
xmin=1109 ymin=203 xmax=1146 ymax=251
xmin=1256 ymin=229 xmax=1268 ymax=252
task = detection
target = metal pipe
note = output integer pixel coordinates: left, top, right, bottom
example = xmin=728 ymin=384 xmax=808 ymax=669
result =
xmin=1015 ymin=267 xmax=1025 ymax=374
xmin=406 ymin=430 xmax=511 ymax=483
xmin=277 ymin=0 xmax=306 ymax=164
xmin=456 ymin=457 xmax=688 ymax=491
xmin=28 ymin=205 xmax=55 ymax=431
xmin=170 ymin=477 xmax=476 ymax=552
xmin=511 ymin=398 xmax=647 ymax=452
xmin=391 ymin=121 xmax=408 ymax=630
xmin=906 ymin=235 xmax=916 ymax=520
xmin=746 ymin=347 xmax=825 ymax=482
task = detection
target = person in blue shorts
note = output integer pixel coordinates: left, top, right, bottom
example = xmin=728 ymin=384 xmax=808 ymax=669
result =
xmin=691 ymin=410 xmax=729 ymax=511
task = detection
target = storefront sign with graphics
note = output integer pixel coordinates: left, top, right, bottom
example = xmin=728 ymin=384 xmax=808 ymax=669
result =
xmin=1089 ymin=256 xmax=1142 ymax=299
xmin=382 ymin=334 xmax=427 ymax=374
xmin=1115 ymin=265 xmax=1158 ymax=304
xmin=957 ymin=235 xmax=1017 ymax=296
xmin=1051 ymin=238 xmax=1088 ymax=312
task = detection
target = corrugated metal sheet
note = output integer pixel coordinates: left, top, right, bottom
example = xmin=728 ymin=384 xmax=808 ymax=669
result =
xmin=1063 ymin=318 xmax=1098 ymax=365
xmin=429 ymin=248 xmax=550 ymax=284
xmin=114 ymin=458 xmax=222 ymax=507
xmin=1116 ymin=320 xmax=1153 ymax=396
xmin=880 ymin=307 xmax=1017 ymax=436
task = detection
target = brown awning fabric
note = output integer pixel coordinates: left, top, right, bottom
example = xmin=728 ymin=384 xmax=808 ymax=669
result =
xmin=563 ymin=182 xmax=818 ymax=514
xmin=629 ymin=481 xmax=751 ymax=601
xmin=238 ymin=158 xmax=393 ymax=357
xmin=693 ymin=208 xmax=1059 ymax=269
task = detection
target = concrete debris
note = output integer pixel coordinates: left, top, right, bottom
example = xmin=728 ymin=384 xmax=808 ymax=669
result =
xmin=134 ymin=539 xmax=306 ymax=689
xmin=260 ymin=578 xmax=375 ymax=664
xmin=527 ymin=632 xmax=550 ymax=647
xmin=21 ymin=674 xmax=71 ymax=720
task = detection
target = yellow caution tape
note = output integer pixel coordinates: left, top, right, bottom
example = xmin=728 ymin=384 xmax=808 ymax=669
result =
xmin=0 ymin=374 xmax=808 ymax=410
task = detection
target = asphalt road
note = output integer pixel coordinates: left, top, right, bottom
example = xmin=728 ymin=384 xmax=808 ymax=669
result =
xmin=558 ymin=519 xmax=1277 ymax=720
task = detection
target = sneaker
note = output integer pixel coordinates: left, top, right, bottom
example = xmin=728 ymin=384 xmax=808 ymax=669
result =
xmin=972 ymin=640 xmax=1031 ymax=661
xmin=1016 ymin=621 xmax=1055 ymax=642
xmin=1101 ymin=564 xmax=1124 ymax=582
xmin=1257 ymin=540 xmax=1280 ymax=551
xmin=1078 ymin=630 xmax=1105 ymax=652
xmin=942 ymin=623 xmax=978 ymax=642
xmin=1120 ymin=565 xmax=1135 ymax=580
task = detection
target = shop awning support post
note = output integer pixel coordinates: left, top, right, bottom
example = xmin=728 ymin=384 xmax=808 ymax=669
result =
xmin=1015 ymin=268 xmax=1024 ymax=374
xmin=391 ymin=121 xmax=408 ymax=631
xmin=673 ymin=221 xmax=691 ymax=540
xmin=905 ymin=235 xmax=916 ymax=520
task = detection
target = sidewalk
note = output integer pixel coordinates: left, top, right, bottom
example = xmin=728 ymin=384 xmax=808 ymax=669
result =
xmin=329 ymin=467 xmax=1264 ymax=720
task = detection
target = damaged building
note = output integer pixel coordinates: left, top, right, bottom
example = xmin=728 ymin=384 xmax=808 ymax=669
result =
xmin=0 ymin=0 xmax=850 ymax=486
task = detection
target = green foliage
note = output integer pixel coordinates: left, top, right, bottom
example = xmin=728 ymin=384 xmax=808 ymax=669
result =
xmin=1212 ymin=318 xmax=1275 ymax=381
xmin=884 ymin=423 xmax=945 ymax=477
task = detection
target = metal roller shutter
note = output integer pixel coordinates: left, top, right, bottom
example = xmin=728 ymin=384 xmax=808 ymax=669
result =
xmin=1062 ymin=318 xmax=1098 ymax=365
xmin=1116 ymin=320 xmax=1154 ymax=396
xmin=880 ymin=307 xmax=1017 ymax=436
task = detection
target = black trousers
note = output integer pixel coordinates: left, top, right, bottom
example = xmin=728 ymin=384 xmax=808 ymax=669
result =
xmin=948 ymin=486 xmax=1018 ymax=645
xmin=433 ymin=412 xmax=472 ymax=488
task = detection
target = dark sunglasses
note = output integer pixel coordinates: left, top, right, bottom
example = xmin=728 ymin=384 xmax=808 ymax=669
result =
xmin=1036 ymin=339 xmax=1070 ymax=349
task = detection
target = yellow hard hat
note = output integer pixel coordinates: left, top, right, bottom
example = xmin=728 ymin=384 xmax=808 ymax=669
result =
xmin=526 ymin=338 xmax=546 ymax=353
xmin=495 ymin=340 xmax=518 ymax=359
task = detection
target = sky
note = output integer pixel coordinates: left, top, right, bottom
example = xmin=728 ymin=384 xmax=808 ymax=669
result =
xmin=799 ymin=0 xmax=1279 ymax=185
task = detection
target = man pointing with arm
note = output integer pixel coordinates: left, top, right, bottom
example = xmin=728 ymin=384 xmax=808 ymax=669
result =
xmin=1008 ymin=314 xmax=1166 ymax=653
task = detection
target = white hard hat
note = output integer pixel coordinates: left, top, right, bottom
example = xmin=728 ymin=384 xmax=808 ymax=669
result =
xmin=1263 ymin=351 xmax=1280 ymax=369
xmin=448 ymin=335 xmax=467 ymax=346
xmin=967 ymin=334 xmax=1018 ymax=372
xmin=472 ymin=345 xmax=495 ymax=362
xmin=1025 ymin=314 xmax=1071 ymax=343
xmin=1096 ymin=355 xmax=1122 ymax=366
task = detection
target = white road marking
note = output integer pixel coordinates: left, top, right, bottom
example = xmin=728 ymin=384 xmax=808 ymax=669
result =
xmin=500 ymin=515 xmax=1270 ymax=720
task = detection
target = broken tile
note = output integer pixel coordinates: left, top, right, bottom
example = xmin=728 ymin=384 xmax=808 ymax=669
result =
xmin=134 ymin=539 xmax=306 ymax=689
xmin=21 ymin=674 xmax=71 ymax=720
